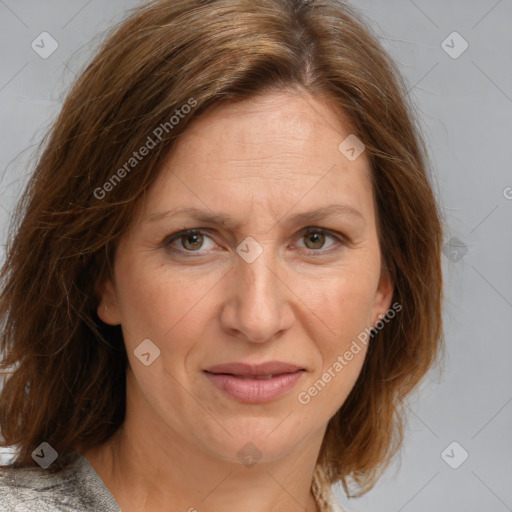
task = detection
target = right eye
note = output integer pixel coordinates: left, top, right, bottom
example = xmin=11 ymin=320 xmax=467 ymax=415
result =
xmin=163 ymin=229 xmax=217 ymax=255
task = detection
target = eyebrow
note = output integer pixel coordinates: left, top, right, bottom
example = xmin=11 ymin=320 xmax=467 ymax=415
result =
xmin=145 ymin=204 xmax=365 ymax=229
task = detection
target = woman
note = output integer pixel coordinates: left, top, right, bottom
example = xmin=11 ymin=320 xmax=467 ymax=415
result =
xmin=0 ymin=0 xmax=443 ymax=511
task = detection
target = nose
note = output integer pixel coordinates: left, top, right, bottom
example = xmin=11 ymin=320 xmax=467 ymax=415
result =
xmin=219 ymin=242 xmax=294 ymax=343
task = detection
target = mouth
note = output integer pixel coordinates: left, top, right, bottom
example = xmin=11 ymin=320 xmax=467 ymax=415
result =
xmin=203 ymin=361 xmax=306 ymax=403
xmin=209 ymin=373 xmax=293 ymax=380
xmin=204 ymin=361 xmax=305 ymax=377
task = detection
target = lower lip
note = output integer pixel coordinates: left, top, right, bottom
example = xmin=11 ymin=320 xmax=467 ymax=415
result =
xmin=204 ymin=371 xmax=304 ymax=403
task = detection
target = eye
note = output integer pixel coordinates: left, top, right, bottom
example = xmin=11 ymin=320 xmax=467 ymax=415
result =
xmin=162 ymin=226 xmax=347 ymax=258
xmin=295 ymin=227 xmax=343 ymax=253
xmin=164 ymin=229 xmax=216 ymax=254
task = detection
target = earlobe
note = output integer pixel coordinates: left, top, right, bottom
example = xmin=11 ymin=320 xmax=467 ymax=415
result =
xmin=96 ymin=279 xmax=121 ymax=326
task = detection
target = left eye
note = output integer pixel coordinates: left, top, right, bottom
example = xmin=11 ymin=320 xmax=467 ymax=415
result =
xmin=296 ymin=227 xmax=339 ymax=251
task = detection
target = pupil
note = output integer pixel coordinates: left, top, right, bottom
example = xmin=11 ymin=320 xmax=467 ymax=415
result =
xmin=184 ymin=233 xmax=202 ymax=250
xmin=307 ymin=232 xmax=324 ymax=249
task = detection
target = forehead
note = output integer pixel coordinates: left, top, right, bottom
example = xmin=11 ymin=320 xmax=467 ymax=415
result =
xmin=176 ymin=89 xmax=366 ymax=167
xmin=139 ymin=89 xmax=375 ymax=227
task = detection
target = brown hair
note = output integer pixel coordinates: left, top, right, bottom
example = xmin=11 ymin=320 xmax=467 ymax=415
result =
xmin=0 ymin=0 xmax=443 ymax=496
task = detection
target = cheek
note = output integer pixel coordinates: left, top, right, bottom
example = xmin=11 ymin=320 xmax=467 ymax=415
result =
xmin=113 ymin=254 xmax=222 ymax=352
xmin=298 ymin=343 xmax=367 ymax=419
xmin=296 ymin=277 xmax=372 ymax=415
xmin=296 ymin=266 xmax=377 ymax=407
xmin=301 ymin=264 xmax=380 ymax=338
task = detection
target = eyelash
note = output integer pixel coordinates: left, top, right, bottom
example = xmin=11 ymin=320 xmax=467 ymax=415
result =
xmin=162 ymin=227 xmax=349 ymax=258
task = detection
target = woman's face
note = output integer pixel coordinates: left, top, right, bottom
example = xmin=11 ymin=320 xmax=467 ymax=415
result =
xmin=98 ymin=89 xmax=393 ymax=463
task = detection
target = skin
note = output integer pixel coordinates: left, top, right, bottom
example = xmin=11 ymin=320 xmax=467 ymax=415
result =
xmin=81 ymin=88 xmax=394 ymax=512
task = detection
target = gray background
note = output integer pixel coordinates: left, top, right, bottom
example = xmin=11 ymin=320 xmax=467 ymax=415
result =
xmin=0 ymin=1 xmax=511 ymax=511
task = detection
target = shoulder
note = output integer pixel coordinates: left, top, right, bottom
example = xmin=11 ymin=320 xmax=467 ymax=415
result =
xmin=0 ymin=452 xmax=120 ymax=511
xmin=0 ymin=464 xmax=70 ymax=511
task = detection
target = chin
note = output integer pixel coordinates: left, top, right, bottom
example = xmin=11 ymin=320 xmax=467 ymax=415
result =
xmin=194 ymin=414 xmax=314 ymax=464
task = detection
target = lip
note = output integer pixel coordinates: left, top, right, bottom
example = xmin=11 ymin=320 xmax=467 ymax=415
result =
xmin=205 ymin=361 xmax=304 ymax=376
xmin=204 ymin=361 xmax=306 ymax=403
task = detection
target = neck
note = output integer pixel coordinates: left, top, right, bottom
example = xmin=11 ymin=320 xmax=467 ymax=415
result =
xmin=80 ymin=374 xmax=326 ymax=512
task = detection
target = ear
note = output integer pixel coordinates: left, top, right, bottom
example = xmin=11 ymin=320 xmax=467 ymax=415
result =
xmin=96 ymin=278 xmax=121 ymax=326
xmin=370 ymin=266 xmax=395 ymax=328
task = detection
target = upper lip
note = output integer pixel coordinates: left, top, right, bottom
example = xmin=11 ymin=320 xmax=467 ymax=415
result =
xmin=204 ymin=361 xmax=305 ymax=377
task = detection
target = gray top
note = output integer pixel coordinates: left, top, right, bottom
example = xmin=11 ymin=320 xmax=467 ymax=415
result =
xmin=0 ymin=451 xmax=347 ymax=512
xmin=0 ymin=452 xmax=121 ymax=511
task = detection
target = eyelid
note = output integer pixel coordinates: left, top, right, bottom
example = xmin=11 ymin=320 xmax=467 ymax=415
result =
xmin=301 ymin=226 xmax=351 ymax=245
